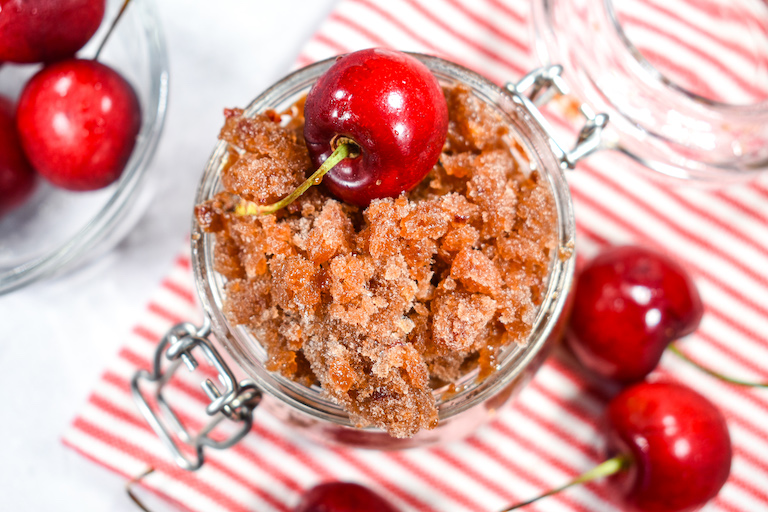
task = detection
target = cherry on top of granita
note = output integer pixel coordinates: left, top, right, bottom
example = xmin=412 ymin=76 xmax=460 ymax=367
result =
xmin=303 ymin=48 xmax=449 ymax=207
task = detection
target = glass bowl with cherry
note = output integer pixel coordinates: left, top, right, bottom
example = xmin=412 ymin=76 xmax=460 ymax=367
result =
xmin=0 ymin=0 xmax=168 ymax=294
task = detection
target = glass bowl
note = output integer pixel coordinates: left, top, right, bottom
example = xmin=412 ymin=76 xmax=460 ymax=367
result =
xmin=0 ymin=0 xmax=169 ymax=294
xmin=191 ymin=54 xmax=576 ymax=449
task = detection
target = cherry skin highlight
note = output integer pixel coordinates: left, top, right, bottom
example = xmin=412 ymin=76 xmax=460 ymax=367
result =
xmin=606 ymin=381 xmax=731 ymax=512
xmin=294 ymin=482 xmax=399 ymax=512
xmin=0 ymin=95 xmax=36 ymax=216
xmin=0 ymin=0 xmax=106 ymax=63
xmin=567 ymin=245 xmax=703 ymax=382
xmin=16 ymin=58 xmax=141 ymax=191
xmin=303 ymin=48 xmax=448 ymax=206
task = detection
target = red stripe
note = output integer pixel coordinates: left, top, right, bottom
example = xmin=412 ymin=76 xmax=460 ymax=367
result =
xmin=631 ymin=46 xmax=725 ymax=101
xmin=132 ymin=324 xmax=160 ymax=344
xmin=327 ymin=447 xmax=440 ymax=512
xmin=147 ymin=301 xmax=186 ymax=325
xmin=62 ymin=439 xmax=194 ymax=512
xmin=639 ymin=0 xmax=766 ymax=62
xmin=429 ymin=446 xmax=522 ymax=503
xmin=439 ymin=0 xmax=528 ymax=55
xmin=176 ymin=254 xmax=192 ymax=270
xmin=401 ymin=0 xmax=528 ymax=77
xmin=618 ymin=12 xmax=768 ymax=100
xmin=659 ymin=189 xmax=768 ymax=267
xmin=386 ymin=451 xmax=488 ymax=512
xmin=347 ymin=0 xmax=510 ymax=85
xmin=484 ymin=0 xmax=526 ymax=25
xmin=327 ymin=12 xmax=390 ymax=47
xmin=712 ymin=190 xmax=768 ymax=230
xmin=464 ymin=436 xmax=603 ymax=512
xmin=89 ymin=386 xmax=308 ymax=498
xmin=311 ymin=33 xmax=348 ymax=55
xmin=161 ymin=278 xmax=197 ymax=305
xmin=71 ymin=417 xmax=264 ymax=512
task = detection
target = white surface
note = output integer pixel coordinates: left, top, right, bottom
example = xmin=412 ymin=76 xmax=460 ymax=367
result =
xmin=0 ymin=0 xmax=338 ymax=509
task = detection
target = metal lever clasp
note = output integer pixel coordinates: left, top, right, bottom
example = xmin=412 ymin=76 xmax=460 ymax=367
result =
xmin=131 ymin=319 xmax=262 ymax=471
xmin=507 ymin=65 xmax=610 ymax=170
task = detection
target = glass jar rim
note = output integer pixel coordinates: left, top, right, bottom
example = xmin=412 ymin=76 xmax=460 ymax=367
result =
xmin=191 ymin=53 xmax=576 ymax=433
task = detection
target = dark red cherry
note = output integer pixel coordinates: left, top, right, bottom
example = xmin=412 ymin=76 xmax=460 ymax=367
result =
xmin=567 ymin=245 xmax=704 ymax=382
xmin=303 ymin=48 xmax=448 ymax=207
xmin=606 ymin=381 xmax=731 ymax=512
xmin=0 ymin=0 xmax=106 ymax=64
xmin=0 ymin=95 xmax=36 ymax=216
xmin=503 ymin=381 xmax=731 ymax=512
xmin=294 ymin=482 xmax=399 ymax=512
xmin=16 ymin=58 xmax=141 ymax=191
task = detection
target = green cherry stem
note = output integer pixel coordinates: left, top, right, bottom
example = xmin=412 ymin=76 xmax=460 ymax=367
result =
xmin=235 ymin=142 xmax=354 ymax=216
xmin=94 ymin=0 xmax=134 ymax=61
xmin=499 ymin=455 xmax=631 ymax=511
xmin=669 ymin=343 xmax=768 ymax=388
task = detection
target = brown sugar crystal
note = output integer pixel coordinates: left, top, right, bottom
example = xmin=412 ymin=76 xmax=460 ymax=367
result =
xmin=195 ymin=84 xmax=558 ymax=438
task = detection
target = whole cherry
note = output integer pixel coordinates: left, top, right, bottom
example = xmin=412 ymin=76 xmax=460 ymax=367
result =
xmin=0 ymin=0 xmax=106 ymax=64
xmin=0 ymin=95 xmax=36 ymax=216
xmin=303 ymin=48 xmax=448 ymax=207
xmin=16 ymin=58 xmax=141 ymax=191
xmin=504 ymin=381 xmax=731 ymax=512
xmin=567 ymin=245 xmax=703 ymax=382
xmin=294 ymin=482 xmax=399 ymax=512
xmin=605 ymin=381 xmax=732 ymax=512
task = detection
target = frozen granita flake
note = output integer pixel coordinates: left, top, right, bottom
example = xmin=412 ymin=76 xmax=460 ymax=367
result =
xmin=196 ymin=84 xmax=557 ymax=438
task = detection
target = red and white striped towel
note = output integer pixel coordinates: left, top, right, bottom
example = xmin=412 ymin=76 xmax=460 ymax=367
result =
xmin=63 ymin=0 xmax=768 ymax=511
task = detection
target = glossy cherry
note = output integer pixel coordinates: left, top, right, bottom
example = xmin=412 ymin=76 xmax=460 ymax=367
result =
xmin=0 ymin=0 xmax=106 ymax=64
xmin=16 ymin=58 xmax=141 ymax=191
xmin=294 ymin=482 xmax=399 ymax=512
xmin=303 ymin=48 xmax=448 ymax=206
xmin=606 ymin=381 xmax=731 ymax=512
xmin=505 ymin=381 xmax=731 ymax=512
xmin=567 ymin=245 xmax=704 ymax=382
xmin=0 ymin=95 xmax=36 ymax=216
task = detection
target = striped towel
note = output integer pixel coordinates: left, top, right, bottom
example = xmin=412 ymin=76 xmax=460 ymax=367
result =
xmin=63 ymin=0 xmax=768 ymax=511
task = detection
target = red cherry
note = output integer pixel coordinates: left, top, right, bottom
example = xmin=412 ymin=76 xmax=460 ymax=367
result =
xmin=303 ymin=48 xmax=448 ymax=207
xmin=606 ymin=381 xmax=731 ymax=512
xmin=16 ymin=58 xmax=141 ymax=191
xmin=0 ymin=0 xmax=106 ymax=64
xmin=0 ymin=95 xmax=36 ymax=215
xmin=503 ymin=381 xmax=731 ymax=512
xmin=294 ymin=482 xmax=399 ymax=512
xmin=567 ymin=245 xmax=704 ymax=382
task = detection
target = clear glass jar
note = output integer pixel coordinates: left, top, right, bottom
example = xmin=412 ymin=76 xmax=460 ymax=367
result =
xmin=189 ymin=55 xmax=577 ymax=449
xmin=532 ymin=0 xmax=768 ymax=181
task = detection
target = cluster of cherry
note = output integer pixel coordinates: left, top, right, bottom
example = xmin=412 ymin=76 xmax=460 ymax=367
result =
xmin=0 ymin=0 xmax=140 ymax=217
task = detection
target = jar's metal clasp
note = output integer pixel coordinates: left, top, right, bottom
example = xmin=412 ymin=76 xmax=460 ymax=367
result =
xmin=130 ymin=318 xmax=261 ymax=470
xmin=507 ymin=65 xmax=610 ymax=170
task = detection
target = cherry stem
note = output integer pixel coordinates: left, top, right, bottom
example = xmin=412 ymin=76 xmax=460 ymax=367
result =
xmin=235 ymin=142 xmax=353 ymax=216
xmin=499 ymin=454 xmax=631 ymax=511
xmin=94 ymin=0 xmax=134 ymax=61
xmin=669 ymin=343 xmax=768 ymax=388
xmin=126 ymin=466 xmax=155 ymax=512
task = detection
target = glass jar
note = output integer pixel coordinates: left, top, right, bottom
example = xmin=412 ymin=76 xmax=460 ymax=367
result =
xmin=133 ymin=54 xmax=585 ymax=468
xmin=532 ymin=0 xmax=768 ymax=181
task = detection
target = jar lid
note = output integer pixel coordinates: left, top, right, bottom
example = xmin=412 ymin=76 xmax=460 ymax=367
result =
xmin=532 ymin=0 xmax=768 ymax=181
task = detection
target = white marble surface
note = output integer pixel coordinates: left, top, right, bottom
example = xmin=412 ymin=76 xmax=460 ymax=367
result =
xmin=0 ymin=0 xmax=338 ymax=509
